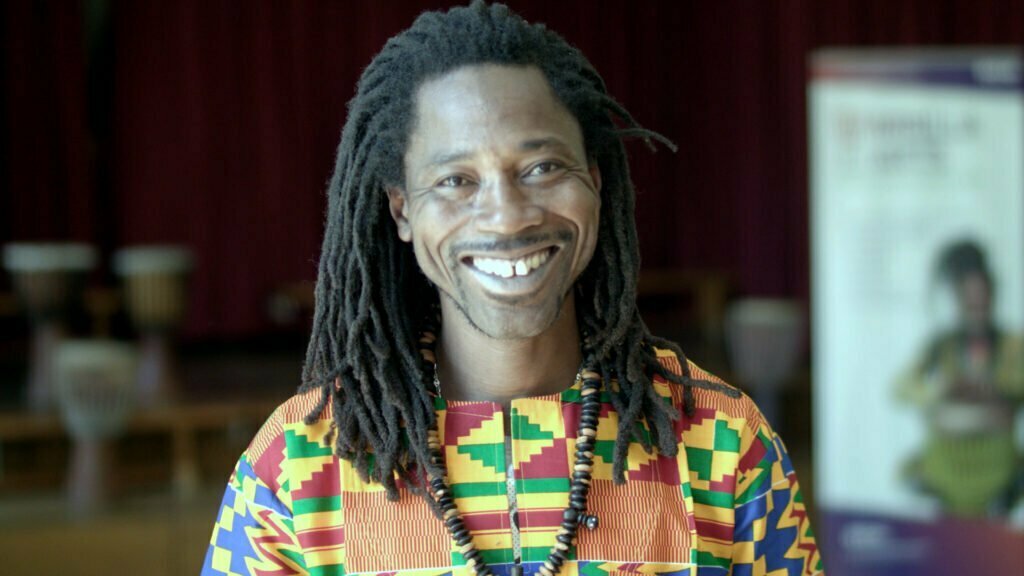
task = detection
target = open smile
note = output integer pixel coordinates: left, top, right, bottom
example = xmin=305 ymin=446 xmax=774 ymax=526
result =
xmin=465 ymin=246 xmax=557 ymax=279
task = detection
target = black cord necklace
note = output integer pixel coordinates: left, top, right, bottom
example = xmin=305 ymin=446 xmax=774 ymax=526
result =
xmin=418 ymin=328 xmax=601 ymax=576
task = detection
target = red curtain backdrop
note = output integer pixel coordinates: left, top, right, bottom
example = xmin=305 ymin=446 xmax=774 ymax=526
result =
xmin=2 ymin=0 xmax=93 ymax=242
xmin=3 ymin=0 xmax=1023 ymax=339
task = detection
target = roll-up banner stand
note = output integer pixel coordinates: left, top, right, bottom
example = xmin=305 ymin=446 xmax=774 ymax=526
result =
xmin=810 ymin=49 xmax=1024 ymax=575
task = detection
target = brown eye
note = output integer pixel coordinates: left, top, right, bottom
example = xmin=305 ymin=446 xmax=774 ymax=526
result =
xmin=527 ymin=161 xmax=560 ymax=176
xmin=438 ymin=175 xmax=471 ymax=188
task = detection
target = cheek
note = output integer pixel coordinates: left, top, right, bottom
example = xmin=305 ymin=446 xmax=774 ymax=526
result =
xmin=567 ymin=192 xmax=601 ymax=271
xmin=582 ymin=189 xmax=601 ymax=235
xmin=407 ymin=200 xmax=464 ymax=274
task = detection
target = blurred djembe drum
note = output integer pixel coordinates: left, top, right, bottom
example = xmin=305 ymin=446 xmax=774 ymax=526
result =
xmin=53 ymin=340 xmax=137 ymax=516
xmin=113 ymin=246 xmax=193 ymax=407
xmin=2 ymin=242 xmax=98 ymax=411
xmin=725 ymin=299 xmax=804 ymax=427
xmin=921 ymin=400 xmax=1016 ymax=517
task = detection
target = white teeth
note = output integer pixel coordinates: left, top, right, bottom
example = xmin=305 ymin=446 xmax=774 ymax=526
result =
xmin=471 ymin=249 xmax=551 ymax=279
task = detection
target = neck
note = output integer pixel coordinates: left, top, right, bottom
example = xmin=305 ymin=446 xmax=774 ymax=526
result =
xmin=436 ymin=293 xmax=582 ymax=405
xmin=962 ymin=322 xmax=993 ymax=341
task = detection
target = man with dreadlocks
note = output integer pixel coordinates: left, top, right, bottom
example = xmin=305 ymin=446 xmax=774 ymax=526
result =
xmin=203 ymin=3 xmax=821 ymax=575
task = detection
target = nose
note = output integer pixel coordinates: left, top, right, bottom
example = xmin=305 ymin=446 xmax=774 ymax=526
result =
xmin=475 ymin=173 xmax=543 ymax=234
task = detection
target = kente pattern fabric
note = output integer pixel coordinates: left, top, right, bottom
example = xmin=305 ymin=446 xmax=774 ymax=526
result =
xmin=202 ymin=350 xmax=823 ymax=576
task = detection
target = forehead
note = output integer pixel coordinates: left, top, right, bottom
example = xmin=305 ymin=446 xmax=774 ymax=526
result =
xmin=405 ymin=64 xmax=585 ymax=169
xmin=958 ymin=272 xmax=989 ymax=289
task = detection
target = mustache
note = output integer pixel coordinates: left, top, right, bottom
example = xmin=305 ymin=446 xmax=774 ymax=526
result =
xmin=449 ymin=230 xmax=573 ymax=256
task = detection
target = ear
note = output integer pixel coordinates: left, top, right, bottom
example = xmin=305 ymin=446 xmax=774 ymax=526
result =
xmin=588 ymin=161 xmax=602 ymax=194
xmin=386 ymin=186 xmax=412 ymax=242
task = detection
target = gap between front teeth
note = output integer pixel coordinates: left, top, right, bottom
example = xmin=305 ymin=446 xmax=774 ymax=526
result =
xmin=472 ymin=250 xmax=550 ymax=278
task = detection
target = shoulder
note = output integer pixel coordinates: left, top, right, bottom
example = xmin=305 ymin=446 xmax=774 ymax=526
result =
xmin=244 ymin=388 xmax=336 ymax=491
xmin=998 ymin=331 xmax=1024 ymax=353
xmin=652 ymin=347 xmax=784 ymax=483
xmin=651 ymin=347 xmax=765 ymax=428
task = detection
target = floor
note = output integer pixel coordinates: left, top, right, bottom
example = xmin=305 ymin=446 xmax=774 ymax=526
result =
xmin=0 ymin=490 xmax=222 ymax=575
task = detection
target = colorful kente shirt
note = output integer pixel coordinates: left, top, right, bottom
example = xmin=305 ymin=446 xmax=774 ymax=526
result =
xmin=202 ymin=350 xmax=823 ymax=576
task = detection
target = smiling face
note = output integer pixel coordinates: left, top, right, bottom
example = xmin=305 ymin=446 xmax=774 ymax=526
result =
xmin=388 ymin=64 xmax=602 ymax=340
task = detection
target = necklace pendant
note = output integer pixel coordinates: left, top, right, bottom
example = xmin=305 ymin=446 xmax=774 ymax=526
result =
xmin=579 ymin=513 xmax=599 ymax=531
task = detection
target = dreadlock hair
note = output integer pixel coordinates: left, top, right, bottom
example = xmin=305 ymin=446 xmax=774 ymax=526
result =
xmin=299 ymin=0 xmax=739 ymax=501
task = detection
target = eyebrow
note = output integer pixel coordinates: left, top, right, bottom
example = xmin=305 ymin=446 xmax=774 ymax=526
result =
xmin=518 ymin=137 xmax=570 ymax=152
xmin=426 ymin=150 xmax=472 ymax=168
xmin=425 ymin=137 xmax=575 ymax=169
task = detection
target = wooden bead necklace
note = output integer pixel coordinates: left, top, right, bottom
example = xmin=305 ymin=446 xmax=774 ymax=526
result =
xmin=418 ymin=328 xmax=601 ymax=576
